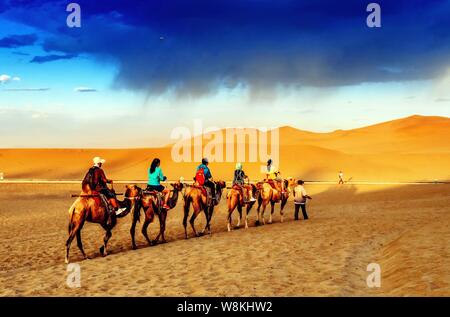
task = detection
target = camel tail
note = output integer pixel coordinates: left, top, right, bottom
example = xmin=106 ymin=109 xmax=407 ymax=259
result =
xmin=67 ymin=200 xmax=77 ymax=233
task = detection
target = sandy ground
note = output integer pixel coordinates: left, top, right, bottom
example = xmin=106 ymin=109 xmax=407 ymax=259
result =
xmin=0 ymin=182 xmax=449 ymax=296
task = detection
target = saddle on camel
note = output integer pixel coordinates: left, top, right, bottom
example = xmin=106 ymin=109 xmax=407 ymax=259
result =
xmin=183 ymin=158 xmax=226 ymax=238
xmin=231 ymin=162 xmax=256 ymax=204
xmin=81 ymin=157 xmax=126 ymax=225
xmin=193 ymin=157 xmax=218 ymax=206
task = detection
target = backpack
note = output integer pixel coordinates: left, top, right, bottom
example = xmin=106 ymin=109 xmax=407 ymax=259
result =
xmin=195 ymin=167 xmax=206 ymax=186
xmin=82 ymin=167 xmax=97 ymax=190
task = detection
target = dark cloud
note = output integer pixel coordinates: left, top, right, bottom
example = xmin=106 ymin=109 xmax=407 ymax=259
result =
xmin=2 ymin=0 xmax=450 ymax=97
xmin=12 ymin=51 xmax=30 ymax=56
xmin=0 ymin=33 xmax=37 ymax=48
xmin=30 ymin=54 xmax=77 ymax=63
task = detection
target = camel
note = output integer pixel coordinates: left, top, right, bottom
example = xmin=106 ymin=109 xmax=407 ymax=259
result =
xmin=183 ymin=181 xmax=226 ymax=238
xmin=65 ymin=185 xmax=138 ymax=264
xmin=255 ymin=179 xmax=290 ymax=225
xmin=226 ymin=184 xmax=257 ymax=231
xmin=129 ymin=182 xmax=184 ymax=249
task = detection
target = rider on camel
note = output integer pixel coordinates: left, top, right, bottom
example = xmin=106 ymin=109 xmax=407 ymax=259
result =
xmin=147 ymin=158 xmax=171 ymax=209
xmin=264 ymin=159 xmax=285 ymax=194
xmin=195 ymin=157 xmax=216 ymax=203
xmin=232 ymin=162 xmax=256 ymax=202
xmin=82 ymin=157 xmax=126 ymax=224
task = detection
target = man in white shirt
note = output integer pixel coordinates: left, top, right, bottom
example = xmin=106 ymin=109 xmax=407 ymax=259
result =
xmin=338 ymin=171 xmax=344 ymax=184
xmin=294 ymin=180 xmax=312 ymax=220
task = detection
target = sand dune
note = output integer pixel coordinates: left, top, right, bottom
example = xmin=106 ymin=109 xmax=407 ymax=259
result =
xmin=0 ymin=183 xmax=448 ymax=296
xmin=0 ymin=115 xmax=449 ymax=182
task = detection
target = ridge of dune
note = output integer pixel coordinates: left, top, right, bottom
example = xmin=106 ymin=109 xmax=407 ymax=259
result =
xmin=0 ymin=115 xmax=449 ymax=181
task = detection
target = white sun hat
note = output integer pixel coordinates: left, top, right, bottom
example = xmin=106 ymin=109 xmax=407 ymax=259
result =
xmin=93 ymin=157 xmax=106 ymax=165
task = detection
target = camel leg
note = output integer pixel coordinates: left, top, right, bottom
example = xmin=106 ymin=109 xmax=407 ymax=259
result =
xmin=183 ymin=198 xmax=191 ymax=239
xmin=244 ymin=206 xmax=249 ymax=229
xmin=190 ymin=208 xmax=201 ymax=237
xmin=154 ymin=211 xmax=167 ymax=244
xmin=280 ymin=197 xmax=287 ymax=223
xmin=236 ymin=204 xmax=242 ymax=228
xmin=256 ymin=199 xmax=262 ymax=226
xmin=183 ymin=210 xmax=189 ymax=239
xmin=260 ymin=200 xmax=268 ymax=225
xmin=203 ymin=206 xmax=213 ymax=235
xmin=141 ymin=219 xmax=153 ymax=246
xmin=65 ymin=223 xmax=80 ymax=264
xmin=245 ymin=202 xmax=255 ymax=229
xmin=269 ymin=201 xmax=275 ymax=224
xmin=130 ymin=211 xmax=138 ymax=250
xmin=200 ymin=207 xmax=209 ymax=235
xmin=100 ymin=229 xmax=112 ymax=257
xmin=227 ymin=208 xmax=234 ymax=232
xmin=76 ymin=229 xmax=88 ymax=260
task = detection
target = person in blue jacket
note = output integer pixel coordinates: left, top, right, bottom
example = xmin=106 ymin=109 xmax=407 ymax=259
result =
xmin=195 ymin=157 xmax=216 ymax=202
xmin=147 ymin=158 xmax=170 ymax=209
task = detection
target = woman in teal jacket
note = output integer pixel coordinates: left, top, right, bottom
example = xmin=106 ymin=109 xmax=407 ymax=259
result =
xmin=147 ymin=158 xmax=170 ymax=209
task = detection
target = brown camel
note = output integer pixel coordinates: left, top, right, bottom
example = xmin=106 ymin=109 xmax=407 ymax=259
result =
xmin=183 ymin=180 xmax=226 ymax=238
xmin=226 ymin=184 xmax=257 ymax=231
xmin=65 ymin=185 xmax=138 ymax=264
xmin=129 ymin=182 xmax=184 ymax=249
xmin=255 ymin=179 xmax=290 ymax=225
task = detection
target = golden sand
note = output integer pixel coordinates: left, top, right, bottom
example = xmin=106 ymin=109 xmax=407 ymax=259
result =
xmin=0 ymin=183 xmax=448 ymax=296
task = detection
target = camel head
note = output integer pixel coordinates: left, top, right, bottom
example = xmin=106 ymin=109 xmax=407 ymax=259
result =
xmin=170 ymin=181 xmax=184 ymax=192
xmin=125 ymin=184 xmax=141 ymax=198
xmin=215 ymin=180 xmax=226 ymax=189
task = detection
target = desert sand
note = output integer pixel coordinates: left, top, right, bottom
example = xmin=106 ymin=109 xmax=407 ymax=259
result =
xmin=0 ymin=115 xmax=449 ymax=296
xmin=0 ymin=115 xmax=449 ymax=182
xmin=0 ymin=182 xmax=449 ymax=296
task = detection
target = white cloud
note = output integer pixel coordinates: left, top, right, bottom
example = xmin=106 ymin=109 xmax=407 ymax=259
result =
xmin=0 ymin=74 xmax=21 ymax=83
xmin=74 ymin=86 xmax=97 ymax=92
xmin=0 ymin=74 xmax=11 ymax=83
xmin=31 ymin=112 xmax=49 ymax=119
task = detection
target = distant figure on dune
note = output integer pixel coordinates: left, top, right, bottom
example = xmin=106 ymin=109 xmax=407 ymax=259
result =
xmin=294 ymin=180 xmax=312 ymax=220
xmin=338 ymin=171 xmax=344 ymax=184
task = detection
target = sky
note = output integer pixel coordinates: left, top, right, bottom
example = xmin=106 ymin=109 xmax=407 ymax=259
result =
xmin=0 ymin=0 xmax=449 ymax=148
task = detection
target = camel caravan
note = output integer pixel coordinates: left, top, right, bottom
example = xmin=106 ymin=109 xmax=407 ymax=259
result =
xmin=65 ymin=157 xmax=310 ymax=263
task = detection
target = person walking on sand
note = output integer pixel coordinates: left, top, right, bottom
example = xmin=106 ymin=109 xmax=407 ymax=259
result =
xmin=147 ymin=158 xmax=171 ymax=209
xmin=338 ymin=171 xmax=344 ymax=184
xmin=294 ymin=180 xmax=312 ymax=220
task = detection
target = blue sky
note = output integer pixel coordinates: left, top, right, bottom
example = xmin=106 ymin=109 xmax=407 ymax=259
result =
xmin=0 ymin=0 xmax=449 ymax=147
